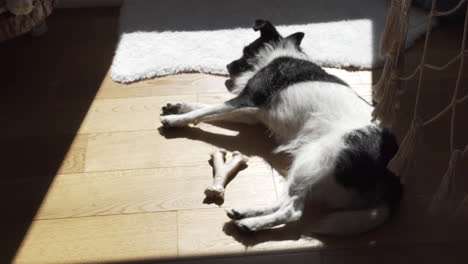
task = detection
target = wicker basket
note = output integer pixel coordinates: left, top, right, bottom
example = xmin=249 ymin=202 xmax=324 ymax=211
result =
xmin=0 ymin=0 xmax=56 ymax=42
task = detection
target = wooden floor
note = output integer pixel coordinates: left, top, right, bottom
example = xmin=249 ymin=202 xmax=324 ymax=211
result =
xmin=1 ymin=8 xmax=468 ymax=264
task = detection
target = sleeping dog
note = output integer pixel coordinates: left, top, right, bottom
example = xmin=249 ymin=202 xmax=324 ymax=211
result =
xmin=160 ymin=20 xmax=402 ymax=235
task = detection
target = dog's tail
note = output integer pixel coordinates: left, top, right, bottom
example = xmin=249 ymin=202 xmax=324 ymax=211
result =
xmin=312 ymin=171 xmax=403 ymax=236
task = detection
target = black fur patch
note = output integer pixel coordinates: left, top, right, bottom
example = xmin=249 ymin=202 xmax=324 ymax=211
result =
xmin=334 ymin=126 xmax=403 ymax=214
xmin=227 ymin=57 xmax=348 ymax=107
xmin=226 ymin=25 xmax=279 ymax=78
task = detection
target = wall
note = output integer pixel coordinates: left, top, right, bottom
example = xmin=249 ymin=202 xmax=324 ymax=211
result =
xmin=56 ymin=0 xmax=123 ymax=8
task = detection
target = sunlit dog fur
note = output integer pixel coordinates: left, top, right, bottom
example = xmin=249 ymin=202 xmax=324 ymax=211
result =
xmin=160 ymin=20 xmax=402 ymax=235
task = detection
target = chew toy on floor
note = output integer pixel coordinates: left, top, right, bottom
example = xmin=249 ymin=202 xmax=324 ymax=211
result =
xmin=205 ymin=149 xmax=248 ymax=200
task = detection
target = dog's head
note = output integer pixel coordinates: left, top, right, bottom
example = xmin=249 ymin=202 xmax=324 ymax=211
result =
xmin=225 ymin=19 xmax=305 ymax=92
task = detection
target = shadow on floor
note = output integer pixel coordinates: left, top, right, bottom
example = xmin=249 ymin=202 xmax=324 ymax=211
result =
xmin=0 ymin=8 xmax=119 ymax=264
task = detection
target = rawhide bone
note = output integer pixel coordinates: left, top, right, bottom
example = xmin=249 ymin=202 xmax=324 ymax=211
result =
xmin=204 ymin=149 xmax=249 ymax=200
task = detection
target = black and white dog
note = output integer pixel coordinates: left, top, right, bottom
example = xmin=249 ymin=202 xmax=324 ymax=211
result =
xmin=160 ymin=20 xmax=402 ymax=235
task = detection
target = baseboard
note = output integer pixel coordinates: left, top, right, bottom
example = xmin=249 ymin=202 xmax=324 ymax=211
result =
xmin=56 ymin=0 xmax=123 ymax=8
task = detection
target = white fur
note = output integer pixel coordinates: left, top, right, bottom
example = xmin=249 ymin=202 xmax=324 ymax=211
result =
xmin=259 ymin=81 xmax=373 ymax=144
xmin=161 ymin=103 xmax=260 ymax=126
xmin=254 ymin=41 xmax=309 ymax=70
xmin=160 ymin=36 xmax=388 ymax=235
xmin=160 ymin=103 xmax=238 ymax=127
xmin=111 ymin=0 xmax=433 ymax=83
xmin=311 ymin=204 xmax=390 ymax=235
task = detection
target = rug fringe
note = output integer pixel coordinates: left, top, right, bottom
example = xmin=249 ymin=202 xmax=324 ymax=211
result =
xmin=388 ymin=119 xmax=420 ymax=180
xmin=380 ymin=0 xmax=405 ymax=56
xmin=429 ymin=149 xmax=462 ymax=213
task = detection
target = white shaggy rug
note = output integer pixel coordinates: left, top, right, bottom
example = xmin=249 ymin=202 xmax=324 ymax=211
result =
xmin=111 ymin=0 xmax=431 ymax=83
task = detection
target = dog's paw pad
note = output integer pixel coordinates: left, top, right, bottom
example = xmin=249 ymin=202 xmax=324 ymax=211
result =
xmin=161 ymin=103 xmax=182 ymax=116
xmin=160 ymin=116 xmax=179 ymax=127
xmin=160 ymin=116 xmax=171 ymax=127
xmin=235 ymin=220 xmax=255 ymax=233
xmin=160 ymin=115 xmax=188 ymax=127
xmin=226 ymin=208 xmax=243 ymax=220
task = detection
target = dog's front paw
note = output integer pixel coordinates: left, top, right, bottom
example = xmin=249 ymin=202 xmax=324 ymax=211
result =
xmin=160 ymin=115 xmax=187 ymax=127
xmin=161 ymin=103 xmax=183 ymax=116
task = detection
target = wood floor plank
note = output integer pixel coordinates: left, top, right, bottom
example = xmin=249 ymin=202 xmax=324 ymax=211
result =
xmin=246 ymin=236 xmax=323 ymax=254
xmin=79 ymin=95 xmax=196 ymax=134
xmin=13 ymin=212 xmax=178 ymax=264
xmin=96 ymin=72 xmax=227 ymax=99
xmin=351 ymin=84 xmax=373 ymax=103
xmin=85 ymin=129 xmax=211 ymax=171
xmin=356 ymin=70 xmax=373 ymax=85
xmin=36 ymin=163 xmax=276 ymax=220
xmin=178 ymin=208 xmax=247 ymax=257
xmin=0 ymin=99 xmax=91 ymax=138
xmin=177 ymin=208 xmax=323 ymax=258
xmin=1 ymin=134 xmax=81 ymax=181
xmin=197 ymin=93 xmax=235 ymax=104
xmin=57 ymin=134 xmax=88 ymax=174
xmin=84 ymin=121 xmax=278 ymax=172
xmin=173 ymin=251 xmax=321 ymax=264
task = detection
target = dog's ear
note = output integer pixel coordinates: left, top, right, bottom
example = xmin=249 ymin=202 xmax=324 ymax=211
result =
xmin=285 ymin=32 xmax=305 ymax=46
xmin=253 ymin=19 xmax=280 ymax=40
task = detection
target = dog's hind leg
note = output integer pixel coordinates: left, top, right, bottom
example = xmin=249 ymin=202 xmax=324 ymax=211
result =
xmin=226 ymin=199 xmax=284 ymax=220
xmin=231 ymin=141 xmax=346 ymax=232
xmin=225 ymin=188 xmax=292 ymax=220
xmin=233 ymin=195 xmax=305 ymax=232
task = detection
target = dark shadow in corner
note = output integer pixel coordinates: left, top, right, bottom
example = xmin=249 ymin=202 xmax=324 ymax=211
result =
xmin=79 ymin=238 xmax=468 ymax=264
xmin=0 ymin=8 xmax=119 ymax=264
